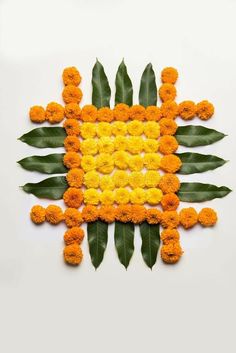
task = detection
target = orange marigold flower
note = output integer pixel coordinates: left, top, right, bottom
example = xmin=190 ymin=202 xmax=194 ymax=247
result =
xmin=161 ymin=229 xmax=180 ymax=245
xmin=30 ymin=205 xmax=46 ymax=224
xmin=196 ymin=100 xmax=214 ymax=120
xmin=160 ymin=101 xmax=178 ymax=119
xmin=81 ymin=105 xmax=97 ymax=122
xmin=161 ymin=211 xmax=180 ymax=229
xmin=63 ymin=119 xmax=80 ymax=136
xmin=64 ymin=136 xmax=80 ymax=152
xmin=159 ymin=84 xmax=177 ymax=102
xmin=63 ymin=152 xmax=81 ymax=169
xmin=179 ymin=207 xmax=198 ymax=229
xmin=115 ymin=204 xmax=132 ymax=223
xmin=64 ymin=227 xmax=84 ymax=245
xmin=99 ymin=205 xmax=116 ymax=223
xmin=129 ymin=105 xmax=146 ymax=121
xmin=63 ymin=187 xmax=83 ymax=208
xmin=161 ymin=67 xmax=178 ymax=84
xmin=146 ymin=209 xmax=162 ymax=224
xmin=45 ymin=205 xmax=64 ymax=224
xmin=198 ymin=208 xmax=217 ymax=227
xmin=145 ymin=106 xmax=161 ymax=121
xmin=66 ymin=168 xmax=84 ymax=188
xmin=62 ymin=66 xmax=81 ymax=86
xmin=62 ymin=85 xmax=83 ymax=104
xmin=97 ymin=107 xmax=114 ymax=122
xmin=161 ymin=241 xmax=183 ymax=264
xmin=159 ymin=118 xmax=178 ymax=136
xmin=29 ymin=105 xmax=46 ymax=123
xmin=159 ymin=135 xmax=178 ymax=155
xmin=64 ymin=103 xmax=81 ymax=119
xmin=113 ymin=103 xmax=130 ymax=121
xmin=178 ymin=101 xmax=196 ymax=120
xmin=131 ymin=205 xmax=146 ymax=224
xmin=64 ymin=243 xmax=83 ymax=265
xmin=161 ymin=193 xmax=180 ymax=211
xmin=160 ymin=154 xmax=182 ymax=173
xmin=159 ymin=174 xmax=180 ymax=194
xmin=64 ymin=208 xmax=83 ymax=228
xmin=45 ymin=102 xmax=64 ymax=124
xmin=82 ymin=205 xmax=99 ymax=222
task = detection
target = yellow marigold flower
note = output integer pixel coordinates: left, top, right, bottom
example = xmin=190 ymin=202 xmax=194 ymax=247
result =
xmin=115 ymin=204 xmax=132 ymax=222
xmin=178 ymin=101 xmax=196 ymax=120
xmin=66 ymin=168 xmax=84 ymax=188
xmin=64 ymin=208 xmax=83 ymax=228
xmin=29 ymin=106 xmax=46 ymax=123
xmin=80 ymin=139 xmax=97 ymax=155
xmin=159 ymin=118 xmax=178 ymax=136
xmin=112 ymin=121 xmax=127 ymax=136
xmin=113 ymin=103 xmax=130 ymax=122
xmin=114 ymin=136 xmax=127 ymax=151
xmin=98 ymin=137 xmax=114 ymax=154
xmin=129 ymin=172 xmax=145 ymax=189
xmin=130 ymin=188 xmax=146 ymax=205
xmin=160 ymin=154 xmax=182 ymax=173
xmin=146 ymin=188 xmax=163 ymax=205
xmin=127 ymin=120 xmax=143 ymax=136
xmin=159 ymin=174 xmax=180 ymax=194
xmin=97 ymin=107 xmax=113 ymax=122
xmin=127 ymin=136 xmax=143 ymax=154
xmin=63 ymin=119 xmax=80 ymax=136
xmin=159 ymin=84 xmax=177 ymax=102
xmin=143 ymin=121 xmax=160 ymax=139
xmin=198 ymin=208 xmax=217 ymax=227
xmin=45 ymin=205 xmax=64 ymax=224
xmin=113 ymin=151 xmax=129 ymax=169
xmin=64 ymin=136 xmax=80 ymax=152
xmin=63 ymin=187 xmax=83 ymax=208
xmin=83 ymin=170 xmax=100 ymax=188
xmin=80 ymin=122 xmax=96 ymax=139
xmin=129 ymin=105 xmax=146 ymax=121
xmin=45 ymin=102 xmax=64 ymax=124
xmin=161 ymin=242 xmax=183 ymax=264
xmin=99 ymin=205 xmax=116 ymax=223
xmin=146 ymin=209 xmax=162 ymax=224
xmin=112 ymin=170 xmax=128 ymax=188
xmin=161 ymin=67 xmax=178 ymax=84
xmin=161 ymin=229 xmax=180 ymax=245
xmin=84 ymin=188 xmax=100 ymax=205
xmin=143 ymin=153 xmax=161 ymax=170
xmin=179 ymin=207 xmax=198 ymax=229
xmin=196 ymin=100 xmax=214 ymax=120
xmin=128 ymin=155 xmax=143 ymax=172
xmin=63 ymin=152 xmax=81 ymax=169
xmin=159 ymin=135 xmax=178 ymax=155
xmin=160 ymin=101 xmax=178 ymax=119
xmin=64 ymin=103 xmax=81 ymax=119
xmin=64 ymin=243 xmax=83 ymax=266
xmin=62 ymin=85 xmax=83 ymax=104
xmin=143 ymin=139 xmax=159 ymax=153
xmin=97 ymin=122 xmax=112 ymax=137
xmin=64 ymin=227 xmax=84 ymax=245
xmin=82 ymin=205 xmax=98 ymax=222
xmin=62 ymin=66 xmax=81 ymax=86
xmin=161 ymin=193 xmax=180 ymax=211
xmin=145 ymin=171 xmax=161 ymax=188
xmin=81 ymin=155 xmax=96 ymax=172
xmin=99 ymin=175 xmax=115 ymax=191
xmin=131 ymin=205 xmax=146 ymax=224
xmin=30 ymin=205 xmax=45 ymax=224
xmin=97 ymin=153 xmax=114 ymax=174
xmin=100 ymin=190 xmax=114 ymax=205
xmin=161 ymin=211 xmax=180 ymax=229
xmin=115 ymin=188 xmax=130 ymax=204
xmin=145 ymin=106 xmax=161 ymax=121
xmin=81 ymin=105 xmax=97 ymax=122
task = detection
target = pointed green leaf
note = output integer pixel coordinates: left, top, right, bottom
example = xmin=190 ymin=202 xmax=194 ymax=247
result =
xmin=18 ymin=153 xmax=67 ymax=174
xmin=178 ymin=182 xmax=232 ymax=202
xmin=92 ymin=59 xmax=111 ymax=108
xmin=139 ymin=63 xmax=157 ymax=107
xmin=176 ymin=152 xmax=227 ymax=174
xmin=19 ymin=127 xmax=66 ymax=148
xmin=114 ymin=221 xmax=134 ymax=269
xmin=115 ymin=60 xmax=133 ymax=106
xmin=87 ymin=220 xmax=108 ymax=269
xmin=175 ymin=125 xmax=226 ymax=147
xmin=22 ymin=176 xmax=68 ymax=199
xmin=140 ymin=222 xmax=160 ymax=269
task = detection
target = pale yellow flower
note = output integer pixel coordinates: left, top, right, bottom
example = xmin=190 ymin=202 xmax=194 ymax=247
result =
xmin=80 ymin=139 xmax=97 ymax=155
xmin=84 ymin=171 xmax=100 ymax=188
xmin=143 ymin=153 xmax=161 ymax=170
xmin=112 ymin=170 xmax=128 ymax=187
xmin=115 ymin=188 xmax=130 ymax=204
xmin=128 ymin=172 xmax=145 ymax=189
xmin=97 ymin=137 xmax=114 ymax=154
xmin=143 ymin=121 xmax=160 ymax=139
xmin=130 ymin=188 xmax=146 ymax=205
xmin=127 ymin=120 xmax=144 ymax=136
xmin=128 ymin=155 xmax=143 ymax=171
xmin=84 ymin=188 xmax=100 ymax=205
xmin=97 ymin=122 xmax=112 ymax=137
xmin=146 ymin=188 xmax=163 ymax=205
xmin=96 ymin=153 xmax=114 ymax=174
xmin=143 ymin=139 xmax=159 ymax=153
xmin=81 ymin=155 xmax=96 ymax=172
xmin=145 ymin=171 xmax=161 ymax=188
xmin=112 ymin=121 xmax=127 ymax=136
xmin=113 ymin=151 xmax=129 ymax=169
xmin=99 ymin=176 xmax=115 ymax=191
xmin=80 ymin=123 xmax=96 ymax=139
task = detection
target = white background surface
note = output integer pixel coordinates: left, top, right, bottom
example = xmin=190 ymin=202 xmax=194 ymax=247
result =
xmin=0 ymin=0 xmax=236 ymax=352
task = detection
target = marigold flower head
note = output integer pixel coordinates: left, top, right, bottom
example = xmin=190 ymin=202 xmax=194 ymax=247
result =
xmin=198 ymin=208 xmax=217 ymax=227
xmin=112 ymin=121 xmax=127 ymax=136
xmin=63 ymin=187 xmax=84 ymax=208
xmin=159 ymin=135 xmax=179 ymax=155
xmin=113 ymin=151 xmax=129 ymax=170
xmin=30 ymin=205 xmax=46 ymax=224
xmin=131 ymin=205 xmax=146 ymax=224
xmin=161 ymin=67 xmax=178 ymax=84
xmin=160 ymin=154 xmax=182 ymax=173
xmin=100 ymin=190 xmax=114 ymax=205
xmin=179 ymin=207 xmax=198 ymax=229
xmin=127 ymin=120 xmax=143 ymax=136
xmin=129 ymin=105 xmax=146 ymax=121
xmin=64 ymin=243 xmax=83 ymax=266
xmin=45 ymin=102 xmax=64 ymax=124
xmin=196 ymin=100 xmax=214 ymax=120
xmin=99 ymin=205 xmax=116 ymax=223
xmin=64 ymin=227 xmax=84 ymax=245
xmin=81 ymin=105 xmax=97 ymax=122
xmin=146 ymin=209 xmax=162 ymax=224
xmin=145 ymin=171 xmax=161 ymax=188
xmin=64 ymin=103 xmax=81 ymax=119
xmin=115 ymin=188 xmax=130 ymax=204
xmin=161 ymin=193 xmax=180 ymax=211
xmin=159 ymin=84 xmax=177 ymax=102
xmin=80 ymin=139 xmax=97 ymax=155
xmin=161 ymin=211 xmax=180 ymax=229
xmin=97 ymin=107 xmax=114 ymax=122
xmin=143 ymin=139 xmax=159 ymax=153
xmin=97 ymin=122 xmax=112 ymax=137
xmin=143 ymin=121 xmax=160 ymax=139
xmin=115 ymin=204 xmax=132 ymax=223
xmin=64 ymin=136 xmax=80 ymax=152
xmin=98 ymin=137 xmax=114 ymax=154
xmin=159 ymin=118 xmax=178 ymax=136
xmin=29 ymin=106 xmax=46 ymax=123
xmin=99 ymin=175 xmax=115 ymax=191
xmin=62 ymin=66 xmax=81 ymax=86
xmin=161 ymin=229 xmax=180 ymax=245
xmin=81 ymin=155 xmax=96 ymax=172
xmin=112 ymin=170 xmax=128 ymax=188
xmin=161 ymin=242 xmax=183 ymax=264
xmin=143 ymin=153 xmax=161 ymax=170
xmin=159 ymin=173 xmax=180 ymax=194
xmin=83 ymin=170 xmax=100 ymax=188
xmin=128 ymin=155 xmax=143 ymax=172
xmin=129 ymin=172 xmax=145 ymax=189
xmin=63 ymin=152 xmax=81 ymax=169
xmin=113 ymin=103 xmax=130 ymax=121
xmin=145 ymin=106 xmax=161 ymax=121
xmin=63 ymin=119 xmax=80 ymax=136
xmin=62 ymin=85 xmax=83 ymax=104
xmin=97 ymin=153 xmax=114 ymax=174
xmin=160 ymin=101 xmax=178 ymax=119
xmin=80 ymin=122 xmax=96 ymax=139
xmin=127 ymin=137 xmax=143 ymax=154
xmin=84 ymin=188 xmax=100 ymax=205
xmin=45 ymin=205 xmax=64 ymax=224
xmin=146 ymin=188 xmax=163 ymax=205
xmin=66 ymin=168 xmax=84 ymax=188
xmin=114 ymin=136 xmax=127 ymax=151
xmin=64 ymin=208 xmax=83 ymax=228
xmin=178 ymin=101 xmax=196 ymax=120
xmin=130 ymin=188 xmax=146 ymax=205
xmin=82 ymin=205 xmax=99 ymax=222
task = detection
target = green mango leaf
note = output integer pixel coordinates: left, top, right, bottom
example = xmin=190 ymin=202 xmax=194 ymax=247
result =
xmin=22 ymin=176 xmax=68 ymax=199
xmin=115 ymin=59 xmax=133 ymax=106
xmin=178 ymin=182 xmax=232 ymax=202
xmin=92 ymin=59 xmax=111 ymax=108
xmin=177 ymin=152 xmax=227 ymax=174
xmin=140 ymin=222 xmax=160 ymax=269
xmin=18 ymin=153 xmax=67 ymax=174
xmin=175 ymin=125 xmax=226 ymax=147
xmin=19 ymin=127 xmax=66 ymax=148
xmin=114 ymin=221 xmax=135 ymax=269
xmin=139 ymin=63 xmax=157 ymax=107
xmin=87 ymin=221 xmax=108 ymax=269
